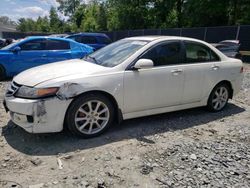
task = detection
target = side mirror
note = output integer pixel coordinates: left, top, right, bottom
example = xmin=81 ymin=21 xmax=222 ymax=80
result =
xmin=11 ymin=46 xmax=21 ymax=53
xmin=133 ymin=59 xmax=154 ymax=70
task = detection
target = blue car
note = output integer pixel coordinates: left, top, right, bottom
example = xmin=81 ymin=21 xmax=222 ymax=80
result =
xmin=66 ymin=33 xmax=112 ymax=51
xmin=0 ymin=36 xmax=93 ymax=80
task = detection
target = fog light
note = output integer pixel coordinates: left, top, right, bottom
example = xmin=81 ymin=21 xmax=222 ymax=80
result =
xmin=27 ymin=116 xmax=34 ymax=123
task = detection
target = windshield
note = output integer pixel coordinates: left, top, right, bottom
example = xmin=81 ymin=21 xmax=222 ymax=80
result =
xmin=84 ymin=39 xmax=148 ymax=67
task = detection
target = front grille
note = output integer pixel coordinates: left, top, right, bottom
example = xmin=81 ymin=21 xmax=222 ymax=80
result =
xmin=5 ymin=81 xmax=21 ymax=97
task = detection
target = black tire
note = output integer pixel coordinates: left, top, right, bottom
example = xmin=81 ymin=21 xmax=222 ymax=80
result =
xmin=65 ymin=93 xmax=114 ymax=138
xmin=0 ymin=65 xmax=6 ymax=81
xmin=207 ymin=83 xmax=230 ymax=112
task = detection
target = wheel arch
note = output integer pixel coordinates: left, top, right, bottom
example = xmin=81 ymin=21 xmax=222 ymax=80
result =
xmin=210 ymin=80 xmax=234 ymax=100
xmin=63 ymin=90 xmax=123 ymax=130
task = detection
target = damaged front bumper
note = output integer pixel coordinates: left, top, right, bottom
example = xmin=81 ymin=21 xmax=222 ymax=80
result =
xmin=4 ymin=96 xmax=72 ymax=133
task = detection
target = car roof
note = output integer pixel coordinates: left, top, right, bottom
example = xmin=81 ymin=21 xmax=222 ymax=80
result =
xmin=25 ymin=36 xmax=74 ymax=42
xmin=220 ymin=40 xmax=239 ymax=44
xmin=124 ymin=35 xmax=207 ymax=43
xmin=67 ymin=32 xmax=108 ymax=37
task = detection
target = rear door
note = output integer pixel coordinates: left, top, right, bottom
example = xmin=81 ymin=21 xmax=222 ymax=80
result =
xmin=180 ymin=41 xmax=221 ymax=104
xmin=10 ymin=39 xmax=48 ymax=74
xmin=46 ymin=39 xmax=72 ymax=63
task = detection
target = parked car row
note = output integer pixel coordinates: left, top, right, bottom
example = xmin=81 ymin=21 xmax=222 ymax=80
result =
xmin=1 ymin=32 xmax=243 ymax=81
xmin=0 ymin=33 xmax=113 ymax=80
xmin=0 ymin=36 xmax=94 ymax=80
xmin=3 ymin=36 xmax=243 ymax=138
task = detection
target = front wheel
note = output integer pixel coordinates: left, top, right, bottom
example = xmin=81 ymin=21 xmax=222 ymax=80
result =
xmin=65 ymin=93 xmax=114 ymax=138
xmin=207 ymin=84 xmax=230 ymax=112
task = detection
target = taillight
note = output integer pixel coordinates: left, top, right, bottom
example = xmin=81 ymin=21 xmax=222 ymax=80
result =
xmin=240 ymin=67 xmax=244 ymax=73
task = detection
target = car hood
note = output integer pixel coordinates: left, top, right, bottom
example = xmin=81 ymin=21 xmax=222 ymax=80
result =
xmin=14 ymin=59 xmax=109 ymax=87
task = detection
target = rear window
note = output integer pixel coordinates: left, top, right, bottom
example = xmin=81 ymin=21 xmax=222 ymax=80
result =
xmin=185 ymin=41 xmax=220 ymax=63
xmin=46 ymin=40 xmax=70 ymax=50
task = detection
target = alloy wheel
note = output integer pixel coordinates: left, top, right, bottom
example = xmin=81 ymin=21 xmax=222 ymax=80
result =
xmin=74 ymin=100 xmax=110 ymax=135
xmin=211 ymin=86 xmax=229 ymax=111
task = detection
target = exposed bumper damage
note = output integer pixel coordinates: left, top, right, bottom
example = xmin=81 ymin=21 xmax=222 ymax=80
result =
xmin=4 ymin=96 xmax=72 ymax=133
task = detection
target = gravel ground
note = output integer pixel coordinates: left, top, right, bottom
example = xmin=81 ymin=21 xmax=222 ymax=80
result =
xmin=0 ymin=63 xmax=249 ymax=188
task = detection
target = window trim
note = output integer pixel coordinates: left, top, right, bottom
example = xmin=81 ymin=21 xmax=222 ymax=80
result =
xmin=183 ymin=40 xmax=221 ymax=64
xmin=19 ymin=39 xmax=47 ymax=51
xmin=126 ymin=40 xmax=185 ymax=70
xmin=46 ymin=39 xmax=70 ymax=51
xmin=19 ymin=39 xmax=71 ymax=51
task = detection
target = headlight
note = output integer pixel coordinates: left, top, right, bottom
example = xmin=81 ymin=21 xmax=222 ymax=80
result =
xmin=15 ymin=86 xmax=59 ymax=99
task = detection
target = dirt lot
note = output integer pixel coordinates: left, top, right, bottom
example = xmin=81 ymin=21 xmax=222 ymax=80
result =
xmin=0 ymin=64 xmax=250 ymax=188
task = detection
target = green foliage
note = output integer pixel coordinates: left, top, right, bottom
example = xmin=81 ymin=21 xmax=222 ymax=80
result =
xmin=49 ymin=7 xmax=62 ymax=32
xmin=17 ymin=18 xmax=37 ymax=32
xmin=15 ymin=0 xmax=250 ymax=33
xmin=57 ymin=0 xmax=80 ymax=16
xmin=80 ymin=2 xmax=107 ymax=31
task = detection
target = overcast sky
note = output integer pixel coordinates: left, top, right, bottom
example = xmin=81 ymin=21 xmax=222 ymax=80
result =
xmin=0 ymin=0 xmax=66 ymax=21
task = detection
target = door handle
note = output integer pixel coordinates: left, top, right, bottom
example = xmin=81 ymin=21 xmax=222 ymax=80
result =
xmin=211 ymin=65 xmax=220 ymax=70
xmin=41 ymin=54 xmax=47 ymax=57
xmin=171 ymin=69 xmax=183 ymax=73
xmin=171 ymin=69 xmax=183 ymax=75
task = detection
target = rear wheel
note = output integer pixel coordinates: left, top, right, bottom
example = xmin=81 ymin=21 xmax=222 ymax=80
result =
xmin=65 ymin=93 xmax=114 ymax=138
xmin=207 ymin=84 xmax=230 ymax=112
xmin=0 ymin=65 xmax=6 ymax=81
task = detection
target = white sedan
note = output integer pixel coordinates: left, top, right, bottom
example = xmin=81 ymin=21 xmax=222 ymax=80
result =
xmin=4 ymin=36 xmax=243 ymax=138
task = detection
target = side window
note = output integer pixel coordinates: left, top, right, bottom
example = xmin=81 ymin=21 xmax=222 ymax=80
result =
xmin=141 ymin=42 xmax=181 ymax=66
xmin=210 ymin=49 xmax=220 ymax=61
xmin=67 ymin=36 xmax=75 ymax=40
xmin=81 ymin=36 xmax=97 ymax=44
xmin=185 ymin=41 xmax=220 ymax=63
xmin=67 ymin=36 xmax=81 ymax=43
xmin=46 ymin=40 xmax=70 ymax=50
xmin=97 ymin=36 xmax=112 ymax=44
xmin=20 ymin=39 xmax=46 ymax=51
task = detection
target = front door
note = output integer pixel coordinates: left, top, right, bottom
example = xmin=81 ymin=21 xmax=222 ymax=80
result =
xmin=123 ymin=41 xmax=185 ymax=113
xmin=11 ymin=39 xmax=48 ymax=74
xmin=46 ymin=39 xmax=72 ymax=63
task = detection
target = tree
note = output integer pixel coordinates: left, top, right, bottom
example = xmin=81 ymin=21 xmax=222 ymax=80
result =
xmin=0 ymin=16 xmax=16 ymax=26
xmin=36 ymin=16 xmax=50 ymax=32
xmin=96 ymin=3 xmax=107 ymax=31
xmin=107 ymin=0 xmax=150 ymax=30
xmin=49 ymin=7 xmax=62 ymax=32
xmin=16 ymin=18 xmax=27 ymax=32
xmin=15 ymin=0 xmax=250 ymax=33
xmin=16 ymin=18 xmax=37 ymax=32
xmin=72 ymin=4 xmax=86 ymax=28
xmin=57 ymin=0 xmax=81 ymax=16
xmin=80 ymin=3 xmax=99 ymax=31
xmin=182 ymin=0 xmax=230 ymax=27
